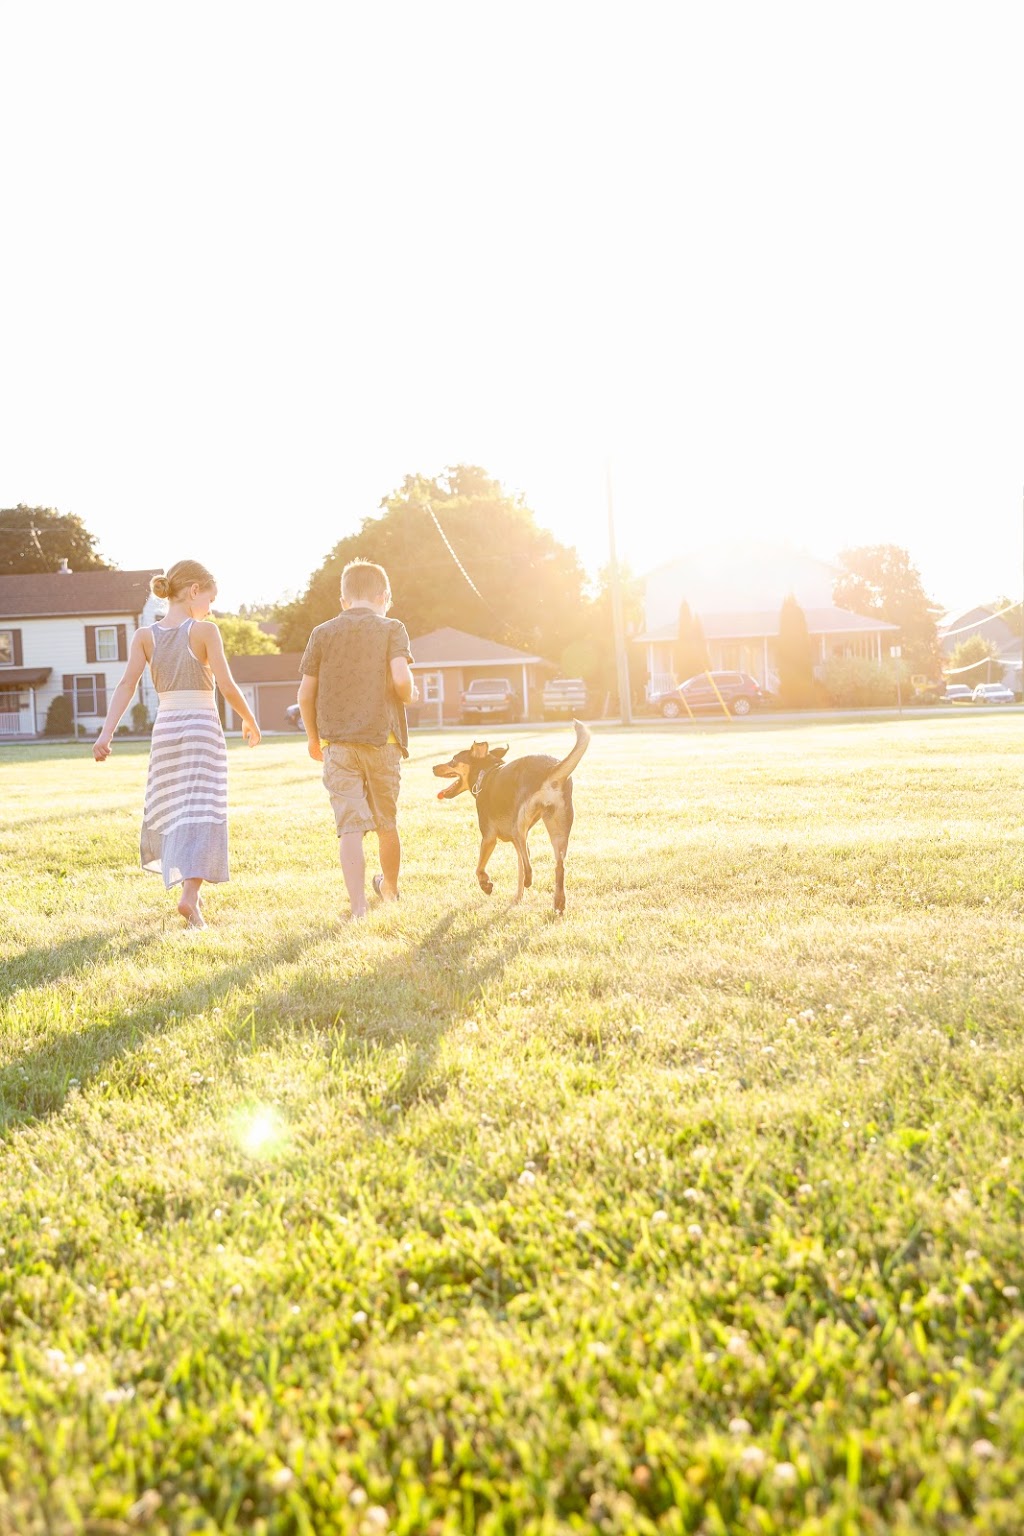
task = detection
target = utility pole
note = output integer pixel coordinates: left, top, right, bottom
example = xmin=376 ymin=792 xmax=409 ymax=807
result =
xmin=607 ymin=461 xmax=633 ymax=726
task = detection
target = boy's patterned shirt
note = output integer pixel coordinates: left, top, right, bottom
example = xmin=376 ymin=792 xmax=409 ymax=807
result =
xmin=299 ymin=610 xmax=414 ymax=756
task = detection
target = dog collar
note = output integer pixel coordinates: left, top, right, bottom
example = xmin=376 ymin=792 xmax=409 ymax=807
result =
xmin=471 ymin=764 xmax=498 ymax=798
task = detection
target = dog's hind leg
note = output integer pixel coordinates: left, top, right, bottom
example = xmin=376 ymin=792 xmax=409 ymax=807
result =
xmin=543 ymin=797 xmax=574 ymax=914
xmin=476 ymin=834 xmax=497 ymax=896
xmin=510 ymin=810 xmax=535 ymax=903
xmin=510 ymin=831 xmax=533 ymax=904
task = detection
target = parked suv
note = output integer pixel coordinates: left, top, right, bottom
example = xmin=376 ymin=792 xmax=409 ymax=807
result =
xmin=460 ymin=677 xmax=518 ymax=724
xmin=651 ymin=670 xmax=768 ymax=719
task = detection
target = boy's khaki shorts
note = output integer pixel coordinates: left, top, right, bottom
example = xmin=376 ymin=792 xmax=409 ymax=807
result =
xmin=322 ymin=741 xmax=402 ymax=837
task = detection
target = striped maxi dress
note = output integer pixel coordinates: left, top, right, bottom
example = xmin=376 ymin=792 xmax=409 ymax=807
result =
xmin=141 ymin=620 xmax=229 ymax=887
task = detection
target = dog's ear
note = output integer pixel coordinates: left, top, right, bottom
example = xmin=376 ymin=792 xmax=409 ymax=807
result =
xmin=471 ymin=741 xmax=489 ymax=758
xmin=490 ymin=745 xmax=509 ymax=761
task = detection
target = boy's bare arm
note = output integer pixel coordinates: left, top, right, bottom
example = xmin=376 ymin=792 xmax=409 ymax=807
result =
xmin=390 ymin=657 xmax=419 ymax=705
xmin=298 ymin=673 xmax=322 ymax=761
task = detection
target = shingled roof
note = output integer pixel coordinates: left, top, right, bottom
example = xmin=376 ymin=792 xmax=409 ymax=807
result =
xmin=409 ymin=627 xmax=544 ymax=666
xmin=0 ymin=569 xmax=160 ymax=618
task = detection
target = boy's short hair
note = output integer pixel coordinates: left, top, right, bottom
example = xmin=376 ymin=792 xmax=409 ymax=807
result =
xmin=341 ymin=560 xmax=391 ymax=603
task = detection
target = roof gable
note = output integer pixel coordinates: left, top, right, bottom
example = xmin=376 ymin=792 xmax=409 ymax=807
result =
xmin=0 ymin=569 xmax=161 ymax=618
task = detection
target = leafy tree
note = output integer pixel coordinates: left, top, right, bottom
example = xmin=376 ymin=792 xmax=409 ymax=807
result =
xmin=833 ymin=545 xmax=940 ymax=674
xmin=276 ymin=466 xmax=588 ymax=662
xmin=674 ymin=601 xmax=709 ymax=683
xmin=948 ymin=635 xmax=1002 ymax=689
xmin=777 ymin=593 xmax=815 ymax=707
xmin=0 ymin=505 xmax=113 ymax=573
xmin=212 ymin=615 xmax=279 ymax=655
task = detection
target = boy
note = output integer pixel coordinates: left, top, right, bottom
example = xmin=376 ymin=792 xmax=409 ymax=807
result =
xmin=298 ymin=560 xmax=418 ymax=918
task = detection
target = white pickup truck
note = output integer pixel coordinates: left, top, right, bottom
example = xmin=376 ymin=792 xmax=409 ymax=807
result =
xmin=460 ymin=677 xmax=519 ymax=724
xmin=542 ymin=678 xmax=588 ymax=720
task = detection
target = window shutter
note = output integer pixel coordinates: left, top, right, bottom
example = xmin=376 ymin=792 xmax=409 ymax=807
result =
xmin=12 ymin=631 xmax=22 ymax=666
xmin=95 ymin=676 xmax=107 ymax=716
xmin=85 ymin=627 xmax=97 ymax=664
xmin=63 ymin=674 xmax=74 ymax=697
xmin=116 ymin=624 xmax=128 ymax=661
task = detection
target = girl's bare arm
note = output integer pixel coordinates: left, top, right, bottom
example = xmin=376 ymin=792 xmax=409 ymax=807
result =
xmin=93 ymin=630 xmax=150 ymax=761
xmin=192 ymin=622 xmax=261 ymax=745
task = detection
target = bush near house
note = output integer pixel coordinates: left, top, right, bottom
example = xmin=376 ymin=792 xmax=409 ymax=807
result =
xmin=43 ymin=694 xmax=73 ymax=736
xmin=821 ymin=657 xmax=898 ymax=708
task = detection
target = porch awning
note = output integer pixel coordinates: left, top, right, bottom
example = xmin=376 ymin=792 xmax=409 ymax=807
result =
xmin=0 ymin=667 xmax=52 ymax=686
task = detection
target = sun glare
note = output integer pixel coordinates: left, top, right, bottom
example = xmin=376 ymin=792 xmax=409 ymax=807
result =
xmin=235 ymin=1106 xmax=286 ymax=1158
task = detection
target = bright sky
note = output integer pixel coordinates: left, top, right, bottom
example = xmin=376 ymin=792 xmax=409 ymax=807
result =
xmin=2 ymin=3 xmax=1022 ymax=613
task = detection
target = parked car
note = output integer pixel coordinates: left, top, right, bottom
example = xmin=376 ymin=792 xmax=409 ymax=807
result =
xmin=285 ymin=702 xmax=302 ymax=729
xmin=460 ymin=677 xmax=519 ymax=724
xmin=972 ymin=682 xmax=1015 ymax=705
xmin=941 ymin=685 xmax=973 ymax=704
xmin=651 ymin=670 xmax=768 ymax=719
xmin=543 ymin=677 xmax=588 ymax=720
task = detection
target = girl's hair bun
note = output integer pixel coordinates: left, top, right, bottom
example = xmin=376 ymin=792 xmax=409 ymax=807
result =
xmin=150 ymin=574 xmax=171 ymax=599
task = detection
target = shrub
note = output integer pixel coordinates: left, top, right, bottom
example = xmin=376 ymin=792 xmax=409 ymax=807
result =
xmin=130 ymin=700 xmax=152 ymax=735
xmin=44 ymin=694 xmax=73 ymax=735
xmin=821 ymin=657 xmax=898 ymax=707
xmin=777 ymin=595 xmax=815 ymax=707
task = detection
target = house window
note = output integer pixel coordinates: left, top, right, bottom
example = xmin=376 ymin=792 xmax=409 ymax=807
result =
xmin=94 ymin=625 xmax=119 ymax=661
xmin=0 ymin=686 xmax=20 ymax=714
xmin=421 ymin=672 xmax=444 ymax=704
xmin=0 ymin=630 xmax=12 ymax=666
xmin=73 ymin=675 xmax=99 ymax=715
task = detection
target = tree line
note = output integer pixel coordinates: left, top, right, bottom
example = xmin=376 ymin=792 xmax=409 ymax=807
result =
xmin=2 ymin=495 xmax=1010 ymax=703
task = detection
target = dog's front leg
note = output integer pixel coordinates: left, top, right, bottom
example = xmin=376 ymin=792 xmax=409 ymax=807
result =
xmin=476 ymin=835 xmax=497 ymax=895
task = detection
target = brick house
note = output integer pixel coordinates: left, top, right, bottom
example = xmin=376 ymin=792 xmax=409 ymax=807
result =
xmin=408 ymin=627 xmax=553 ymax=725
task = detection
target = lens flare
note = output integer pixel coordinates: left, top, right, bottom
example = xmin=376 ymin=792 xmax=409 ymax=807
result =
xmin=235 ymin=1106 xmax=285 ymax=1157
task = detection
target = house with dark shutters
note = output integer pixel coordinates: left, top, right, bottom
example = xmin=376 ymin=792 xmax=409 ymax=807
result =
xmin=0 ymin=565 xmax=161 ymax=737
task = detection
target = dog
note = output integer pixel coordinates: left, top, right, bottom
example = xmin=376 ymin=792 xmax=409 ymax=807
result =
xmin=433 ymin=720 xmax=590 ymax=913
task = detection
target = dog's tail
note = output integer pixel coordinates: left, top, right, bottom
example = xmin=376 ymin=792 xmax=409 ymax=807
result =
xmin=547 ymin=719 xmax=591 ymax=785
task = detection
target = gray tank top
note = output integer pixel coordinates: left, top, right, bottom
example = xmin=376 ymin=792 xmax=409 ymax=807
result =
xmin=150 ymin=620 xmax=215 ymax=693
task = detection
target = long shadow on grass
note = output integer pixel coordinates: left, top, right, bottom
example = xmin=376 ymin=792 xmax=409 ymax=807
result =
xmin=0 ymin=925 xmax=324 ymax=1134
xmin=0 ymin=928 xmax=159 ymax=1011
xmin=241 ymin=904 xmax=531 ymax=1116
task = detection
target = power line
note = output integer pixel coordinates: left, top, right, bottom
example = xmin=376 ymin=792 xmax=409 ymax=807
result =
xmin=420 ymin=499 xmax=488 ymax=605
xmin=419 ymin=499 xmax=514 ymax=638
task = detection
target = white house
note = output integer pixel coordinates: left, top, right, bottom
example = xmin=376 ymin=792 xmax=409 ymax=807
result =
xmin=638 ymin=544 xmax=899 ymax=696
xmin=0 ymin=567 xmax=162 ymax=737
xmin=938 ymin=604 xmax=1023 ymax=693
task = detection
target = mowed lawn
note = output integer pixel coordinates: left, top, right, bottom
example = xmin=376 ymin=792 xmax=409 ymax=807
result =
xmin=1 ymin=719 xmax=1023 ymax=1536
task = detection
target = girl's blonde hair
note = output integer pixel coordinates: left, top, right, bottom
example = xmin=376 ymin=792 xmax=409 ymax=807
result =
xmin=151 ymin=560 xmax=216 ymax=602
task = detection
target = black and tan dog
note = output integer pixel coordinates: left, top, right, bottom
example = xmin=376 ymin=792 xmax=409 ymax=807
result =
xmin=433 ymin=720 xmax=590 ymax=913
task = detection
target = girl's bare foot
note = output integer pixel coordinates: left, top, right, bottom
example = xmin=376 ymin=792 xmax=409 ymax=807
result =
xmin=177 ymin=898 xmax=207 ymax=929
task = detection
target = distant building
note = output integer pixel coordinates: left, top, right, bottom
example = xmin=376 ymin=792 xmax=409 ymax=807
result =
xmin=637 ymin=544 xmax=898 ymax=696
xmin=938 ymin=605 xmax=1022 ymax=692
xmin=409 ymin=627 xmax=552 ymax=725
xmin=0 ymin=567 xmax=161 ymax=737
xmin=223 ymin=653 xmax=302 ymax=732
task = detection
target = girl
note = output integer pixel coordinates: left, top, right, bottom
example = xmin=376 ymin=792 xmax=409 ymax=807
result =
xmin=93 ymin=559 xmax=261 ymax=928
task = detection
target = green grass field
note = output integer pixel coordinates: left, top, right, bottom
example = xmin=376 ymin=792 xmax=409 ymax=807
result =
xmin=1 ymin=719 xmax=1023 ymax=1535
